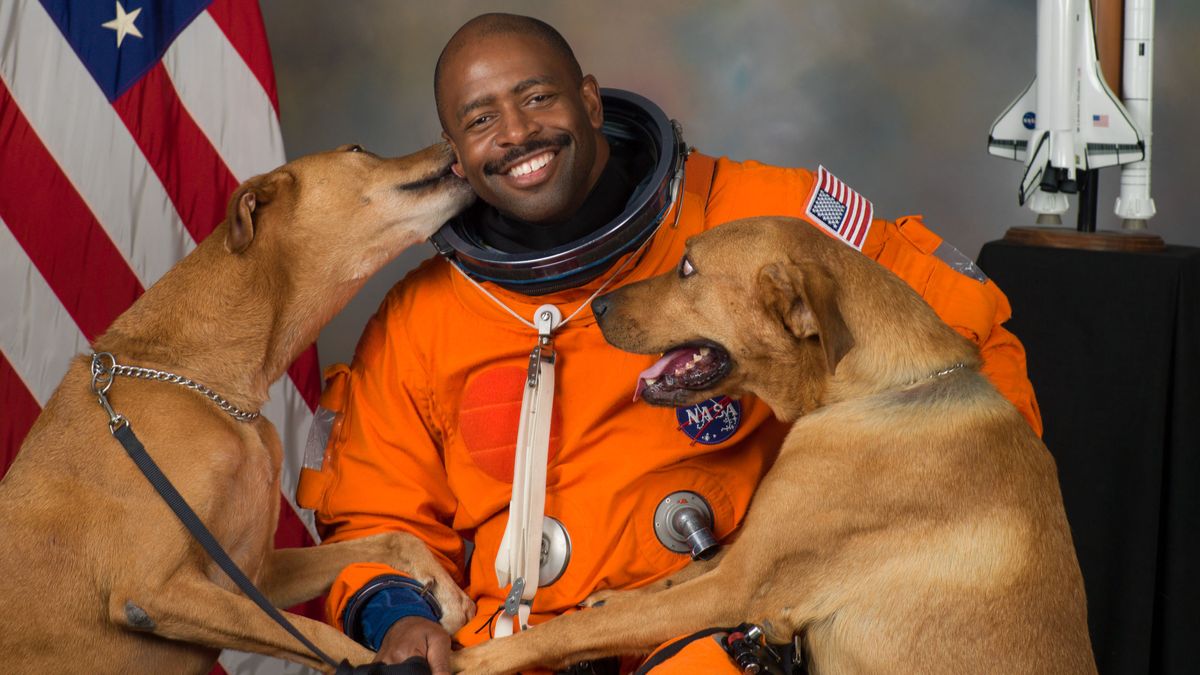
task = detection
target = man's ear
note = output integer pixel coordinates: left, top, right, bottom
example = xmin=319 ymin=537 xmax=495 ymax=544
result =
xmin=441 ymin=131 xmax=465 ymax=178
xmin=758 ymin=261 xmax=855 ymax=374
xmin=580 ymin=74 xmax=604 ymax=129
xmin=225 ymin=171 xmax=292 ymax=253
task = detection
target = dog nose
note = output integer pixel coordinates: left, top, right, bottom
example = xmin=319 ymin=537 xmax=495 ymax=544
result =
xmin=591 ymin=295 xmax=610 ymax=318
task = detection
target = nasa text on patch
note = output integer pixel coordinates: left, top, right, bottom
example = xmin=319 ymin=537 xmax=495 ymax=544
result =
xmin=675 ymin=396 xmax=742 ymax=445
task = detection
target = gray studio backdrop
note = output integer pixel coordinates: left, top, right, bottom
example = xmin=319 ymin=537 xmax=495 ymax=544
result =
xmin=259 ymin=0 xmax=1199 ymax=374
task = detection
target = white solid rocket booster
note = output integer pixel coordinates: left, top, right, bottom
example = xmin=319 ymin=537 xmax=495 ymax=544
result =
xmin=1115 ymin=0 xmax=1156 ymax=227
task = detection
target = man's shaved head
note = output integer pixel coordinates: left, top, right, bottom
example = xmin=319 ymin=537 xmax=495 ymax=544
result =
xmin=433 ymin=12 xmax=606 ymax=225
xmin=434 ymin=13 xmax=582 ymax=126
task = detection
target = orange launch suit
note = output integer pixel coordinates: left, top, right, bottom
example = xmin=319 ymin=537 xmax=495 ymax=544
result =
xmin=296 ymin=151 xmax=1042 ymax=670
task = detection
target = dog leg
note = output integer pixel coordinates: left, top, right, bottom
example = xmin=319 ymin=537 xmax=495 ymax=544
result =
xmin=261 ymin=532 xmax=475 ymax=632
xmin=110 ymin=575 xmax=373 ymax=672
xmin=452 ymin=564 xmax=755 ymax=675
xmin=583 ymin=551 xmax=726 ymax=608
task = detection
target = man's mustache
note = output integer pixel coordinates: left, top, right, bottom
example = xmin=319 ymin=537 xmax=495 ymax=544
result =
xmin=483 ymin=134 xmax=572 ymax=175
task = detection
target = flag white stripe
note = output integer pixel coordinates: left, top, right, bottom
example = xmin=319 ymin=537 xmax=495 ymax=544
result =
xmin=165 ymin=14 xmax=314 ymax=534
xmin=1 ymin=208 xmax=315 ymax=533
xmin=860 ymin=201 xmax=874 ymax=245
xmin=6 ymin=4 xmax=321 ymax=673
xmin=0 ymin=218 xmax=90 ymax=406
xmin=265 ymin=379 xmax=318 ymax=535
xmin=0 ymin=0 xmax=195 ymax=288
xmin=220 ymin=650 xmax=319 ymax=675
xmin=835 ymin=186 xmax=854 ymax=241
xmin=843 ymin=189 xmax=862 ymax=244
xmin=3 ymin=0 xmax=318 ymax=534
xmin=808 ymin=166 xmax=873 ymax=251
xmin=149 ymin=7 xmax=315 ymax=535
xmin=834 ymin=179 xmax=847 ymax=233
xmin=165 ymin=10 xmax=286 ymax=183
xmin=852 ymin=192 xmax=867 ymax=242
xmin=849 ymin=191 xmax=865 ymax=247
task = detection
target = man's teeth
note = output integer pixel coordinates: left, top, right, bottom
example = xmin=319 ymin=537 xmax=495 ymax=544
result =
xmin=508 ymin=152 xmax=554 ymax=177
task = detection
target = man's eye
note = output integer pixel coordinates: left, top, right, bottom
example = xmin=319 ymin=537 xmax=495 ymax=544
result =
xmin=467 ymin=115 xmax=492 ymax=129
xmin=679 ymin=256 xmax=695 ymax=277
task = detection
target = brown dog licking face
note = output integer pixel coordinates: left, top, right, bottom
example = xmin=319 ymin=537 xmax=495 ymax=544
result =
xmin=0 ymin=141 xmax=479 ymax=674
xmin=592 ymin=217 xmax=856 ymax=419
xmin=229 ymin=142 xmax=474 ymax=284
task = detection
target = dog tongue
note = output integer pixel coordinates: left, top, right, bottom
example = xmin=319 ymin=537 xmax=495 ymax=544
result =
xmin=634 ymin=347 xmax=702 ymax=401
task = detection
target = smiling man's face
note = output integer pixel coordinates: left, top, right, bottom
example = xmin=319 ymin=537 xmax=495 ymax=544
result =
xmin=437 ymin=31 xmax=608 ymax=225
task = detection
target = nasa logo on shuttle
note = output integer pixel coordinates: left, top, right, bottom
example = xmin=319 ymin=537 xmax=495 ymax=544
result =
xmin=1023 ymin=112 xmax=1036 ymax=130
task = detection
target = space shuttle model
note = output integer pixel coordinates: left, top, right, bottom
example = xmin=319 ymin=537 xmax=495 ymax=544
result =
xmin=988 ymin=0 xmax=1151 ymax=223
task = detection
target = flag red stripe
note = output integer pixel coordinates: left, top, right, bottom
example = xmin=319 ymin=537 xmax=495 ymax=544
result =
xmin=853 ymin=204 xmax=872 ymax=248
xmin=0 ymin=83 xmax=144 ymax=340
xmin=110 ymin=66 xmax=319 ymax=410
xmin=839 ymin=189 xmax=855 ymax=242
xmin=848 ymin=189 xmax=866 ymax=246
xmin=205 ymin=0 xmax=281 ymax=113
xmin=287 ymin=348 xmax=321 ymax=411
xmin=0 ymin=352 xmax=42 ymax=477
xmin=843 ymin=190 xmax=862 ymax=244
xmin=111 ymin=64 xmax=240 ymax=245
xmin=274 ymin=494 xmax=326 ymax=618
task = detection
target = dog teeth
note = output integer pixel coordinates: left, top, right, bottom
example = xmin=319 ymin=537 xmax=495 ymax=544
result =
xmin=508 ymin=152 xmax=553 ymax=177
xmin=699 ymin=347 xmax=710 ymax=357
xmin=644 ymin=377 xmax=658 ymax=386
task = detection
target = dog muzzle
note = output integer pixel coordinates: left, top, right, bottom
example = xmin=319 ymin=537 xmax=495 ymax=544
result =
xmin=430 ymin=89 xmax=687 ymax=295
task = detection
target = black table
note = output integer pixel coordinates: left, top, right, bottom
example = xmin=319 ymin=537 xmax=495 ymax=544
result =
xmin=978 ymin=240 xmax=1200 ymax=675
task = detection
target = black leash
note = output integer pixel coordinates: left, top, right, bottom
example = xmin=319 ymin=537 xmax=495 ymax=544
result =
xmin=111 ymin=423 xmax=345 ymax=670
xmin=91 ymin=353 xmax=428 ymax=675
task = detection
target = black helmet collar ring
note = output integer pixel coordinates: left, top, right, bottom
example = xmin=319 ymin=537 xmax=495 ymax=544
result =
xmin=430 ymin=89 xmax=687 ymax=295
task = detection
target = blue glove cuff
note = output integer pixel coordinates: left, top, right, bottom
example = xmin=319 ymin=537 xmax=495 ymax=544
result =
xmin=342 ymin=574 xmax=442 ymax=651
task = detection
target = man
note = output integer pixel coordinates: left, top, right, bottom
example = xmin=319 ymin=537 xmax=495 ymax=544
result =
xmin=296 ymin=13 xmax=1042 ymax=674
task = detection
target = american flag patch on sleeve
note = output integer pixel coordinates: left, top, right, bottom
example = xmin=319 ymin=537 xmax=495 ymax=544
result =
xmin=802 ymin=166 xmax=874 ymax=251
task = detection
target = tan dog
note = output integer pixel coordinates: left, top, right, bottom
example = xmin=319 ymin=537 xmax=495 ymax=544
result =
xmin=452 ymin=216 xmax=1096 ymax=674
xmin=0 ymin=143 xmax=476 ymax=673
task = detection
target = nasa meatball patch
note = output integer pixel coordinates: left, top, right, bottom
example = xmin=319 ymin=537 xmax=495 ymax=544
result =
xmin=675 ymin=396 xmax=742 ymax=445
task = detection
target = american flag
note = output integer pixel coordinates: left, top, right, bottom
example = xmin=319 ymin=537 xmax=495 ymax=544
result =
xmin=803 ymin=165 xmax=874 ymax=251
xmin=1092 ymin=113 xmax=1110 ymax=128
xmin=1 ymin=2 xmax=323 ymax=673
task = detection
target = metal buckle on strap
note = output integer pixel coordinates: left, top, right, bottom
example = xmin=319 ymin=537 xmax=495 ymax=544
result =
xmin=502 ymin=577 xmax=527 ymax=617
xmin=91 ymin=352 xmax=128 ymax=434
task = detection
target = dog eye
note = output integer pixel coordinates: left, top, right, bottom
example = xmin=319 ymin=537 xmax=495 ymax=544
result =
xmin=679 ymin=256 xmax=696 ymax=278
xmin=347 ymin=144 xmax=364 ymax=153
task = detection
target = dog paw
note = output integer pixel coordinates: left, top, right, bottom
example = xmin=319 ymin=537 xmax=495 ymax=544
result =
xmin=429 ymin=577 xmax=475 ymax=635
xmin=449 ymin=644 xmax=492 ymax=674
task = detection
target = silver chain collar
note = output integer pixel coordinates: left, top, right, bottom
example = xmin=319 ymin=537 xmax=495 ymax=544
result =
xmin=904 ymin=362 xmax=967 ymax=387
xmin=90 ymin=352 xmax=261 ymax=423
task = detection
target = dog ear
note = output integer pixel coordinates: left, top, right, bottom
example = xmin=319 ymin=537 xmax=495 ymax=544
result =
xmin=759 ymin=261 xmax=855 ymax=374
xmin=226 ymin=189 xmax=257 ymax=253
xmin=225 ymin=172 xmax=293 ymax=253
